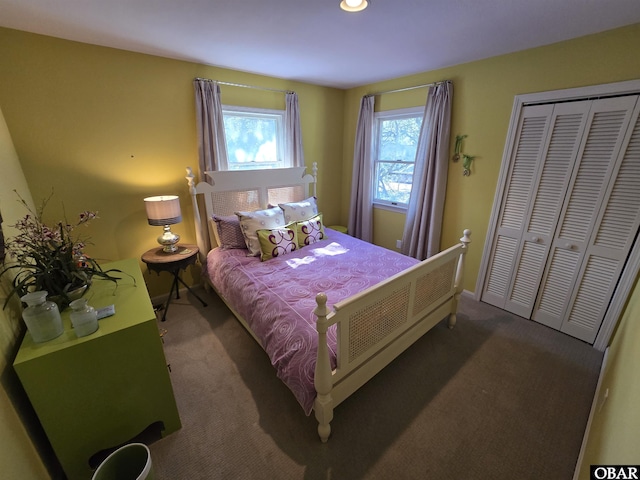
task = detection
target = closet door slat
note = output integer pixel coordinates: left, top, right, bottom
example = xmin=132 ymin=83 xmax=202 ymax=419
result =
xmin=561 ymin=100 xmax=640 ymax=342
xmin=501 ymin=114 xmax=551 ymax=229
xmin=481 ymin=105 xmax=552 ymax=309
xmin=533 ymin=96 xmax=639 ymax=336
xmin=504 ymin=103 xmax=590 ymax=317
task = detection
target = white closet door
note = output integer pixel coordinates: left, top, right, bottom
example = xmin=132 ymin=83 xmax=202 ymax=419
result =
xmin=481 ymin=105 xmax=552 ymax=309
xmin=532 ymin=96 xmax=639 ymax=336
xmin=504 ymin=102 xmax=590 ymax=317
xmin=560 ymin=100 xmax=640 ymax=342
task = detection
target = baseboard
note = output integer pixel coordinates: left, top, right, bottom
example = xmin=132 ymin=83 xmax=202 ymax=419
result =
xmin=149 ymin=283 xmax=205 ymax=308
xmin=572 ymin=346 xmax=609 ymax=480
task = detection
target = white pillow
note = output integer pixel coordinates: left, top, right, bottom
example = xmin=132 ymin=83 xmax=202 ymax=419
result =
xmin=278 ymin=196 xmax=319 ymax=223
xmin=235 ymin=207 xmax=286 ymax=256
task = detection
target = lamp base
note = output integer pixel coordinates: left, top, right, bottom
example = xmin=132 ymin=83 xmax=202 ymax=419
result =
xmin=157 ymin=226 xmax=180 ymax=253
xmin=161 ymin=244 xmax=179 ymax=253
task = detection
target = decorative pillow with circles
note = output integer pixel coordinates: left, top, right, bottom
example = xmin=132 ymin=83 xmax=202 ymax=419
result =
xmin=211 ymin=214 xmax=247 ymax=249
xmin=296 ymin=213 xmax=325 ymax=247
xmin=278 ymin=196 xmax=318 ymax=223
xmin=235 ymin=207 xmax=286 ymax=256
xmin=257 ymin=226 xmax=298 ymax=261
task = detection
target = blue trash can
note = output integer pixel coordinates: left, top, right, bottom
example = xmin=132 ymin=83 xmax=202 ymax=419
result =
xmin=92 ymin=443 xmax=153 ymax=480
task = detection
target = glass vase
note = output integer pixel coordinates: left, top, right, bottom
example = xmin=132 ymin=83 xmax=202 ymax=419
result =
xmin=69 ymin=298 xmax=99 ymax=338
xmin=21 ymin=291 xmax=64 ymax=343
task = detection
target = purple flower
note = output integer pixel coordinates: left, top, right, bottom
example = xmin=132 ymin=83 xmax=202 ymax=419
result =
xmin=0 ymin=192 xmax=113 ymax=305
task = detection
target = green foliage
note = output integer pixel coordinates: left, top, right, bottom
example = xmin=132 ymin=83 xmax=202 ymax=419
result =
xmin=0 ymin=191 xmax=130 ymax=309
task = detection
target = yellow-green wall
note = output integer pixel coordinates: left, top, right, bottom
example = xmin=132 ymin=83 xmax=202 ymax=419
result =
xmin=0 ymin=27 xmax=345 ymax=298
xmin=1 ymin=22 xmax=639 ymax=479
xmin=0 ymin=106 xmax=49 ymax=480
xmin=341 ymin=24 xmax=640 ymax=293
xmin=577 ymin=277 xmax=640 ymax=478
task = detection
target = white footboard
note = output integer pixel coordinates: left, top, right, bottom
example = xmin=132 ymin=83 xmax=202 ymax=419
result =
xmin=314 ymin=229 xmax=471 ymax=442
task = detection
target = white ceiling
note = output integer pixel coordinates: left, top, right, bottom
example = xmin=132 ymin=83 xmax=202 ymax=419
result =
xmin=1 ymin=0 xmax=640 ymax=89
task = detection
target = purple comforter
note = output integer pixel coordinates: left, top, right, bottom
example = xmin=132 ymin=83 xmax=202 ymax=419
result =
xmin=205 ymin=228 xmax=418 ymax=414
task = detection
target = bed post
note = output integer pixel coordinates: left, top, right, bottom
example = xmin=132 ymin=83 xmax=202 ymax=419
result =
xmin=449 ymin=229 xmax=472 ymax=329
xmin=314 ymin=292 xmax=333 ymax=443
xmin=186 ymin=167 xmax=206 ymax=263
xmin=311 ymin=162 xmax=318 ymax=197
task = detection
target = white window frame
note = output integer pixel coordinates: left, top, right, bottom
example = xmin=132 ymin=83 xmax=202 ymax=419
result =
xmin=221 ymin=105 xmax=287 ymax=171
xmin=372 ymin=106 xmax=423 ymax=211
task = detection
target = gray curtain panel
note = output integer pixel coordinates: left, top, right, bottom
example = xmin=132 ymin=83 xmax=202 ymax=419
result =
xmin=285 ymin=92 xmax=305 ymax=168
xmin=194 ymin=79 xmax=228 ymax=180
xmin=348 ymin=95 xmax=375 ymax=242
xmin=402 ymin=81 xmax=453 ymax=260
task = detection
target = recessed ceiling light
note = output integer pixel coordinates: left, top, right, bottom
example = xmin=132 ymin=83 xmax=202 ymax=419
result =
xmin=340 ymin=0 xmax=369 ymax=13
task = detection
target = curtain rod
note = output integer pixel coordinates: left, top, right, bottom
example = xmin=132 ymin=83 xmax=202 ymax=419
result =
xmin=365 ymin=80 xmax=451 ymax=97
xmin=194 ymin=77 xmax=294 ymax=95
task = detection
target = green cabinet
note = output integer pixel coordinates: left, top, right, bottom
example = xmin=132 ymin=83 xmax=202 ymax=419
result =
xmin=13 ymin=258 xmax=181 ymax=480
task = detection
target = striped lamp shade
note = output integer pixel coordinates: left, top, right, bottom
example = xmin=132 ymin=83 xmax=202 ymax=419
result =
xmin=144 ymin=195 xmax=182 ymax=226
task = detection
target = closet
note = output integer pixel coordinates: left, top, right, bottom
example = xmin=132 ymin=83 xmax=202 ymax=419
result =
xmin=481 ymin=93 xmax=640 ymax=344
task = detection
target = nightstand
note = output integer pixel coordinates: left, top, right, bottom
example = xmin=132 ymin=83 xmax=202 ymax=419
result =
xmin=328 ymin=225 xmax=348 ymax=234
xmin=141 ymin=244 xmax=207 ymax=321
xmin=13 ymin=258 xmax=181 ymax=480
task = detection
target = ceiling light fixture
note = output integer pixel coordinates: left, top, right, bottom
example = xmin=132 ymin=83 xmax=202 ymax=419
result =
xmin=340 ymin=0 xmax=369 ymax=12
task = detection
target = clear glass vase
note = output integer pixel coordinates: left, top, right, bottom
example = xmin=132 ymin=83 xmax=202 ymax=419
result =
xmin=69 ymin=298 xmax=99 ymax=338
xmin=21 ymin=291 xmax=64 ymax=343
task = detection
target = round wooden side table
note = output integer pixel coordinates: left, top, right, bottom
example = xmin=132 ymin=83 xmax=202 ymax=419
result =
xmin=141 ymin=244 xmax=207 ymax=321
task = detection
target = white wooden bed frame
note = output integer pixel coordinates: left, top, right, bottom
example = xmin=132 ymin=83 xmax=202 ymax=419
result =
xmin=186 ymin=164 xmax=471 ymax=442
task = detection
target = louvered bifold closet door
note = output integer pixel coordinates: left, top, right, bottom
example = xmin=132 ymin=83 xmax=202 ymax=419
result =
xmin=532 ymin=96 xmax=639 ymax=339
xmin=559 ymin=98 xmax=640 ymax=343
xmin=481 ymin=105 xmax=553 ymax=309
xmin=503 ymin=102 xmax=591 ymax=317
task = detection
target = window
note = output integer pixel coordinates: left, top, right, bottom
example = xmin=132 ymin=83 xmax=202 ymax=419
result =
xmin=373 ymin=107 xmax=423 ymax=208
xmin=222 ymin=106 xmax=287 ymax=170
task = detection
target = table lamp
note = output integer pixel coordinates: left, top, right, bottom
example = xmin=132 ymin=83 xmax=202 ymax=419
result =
xmin=144 ymin=195 xmax=182 ymax=253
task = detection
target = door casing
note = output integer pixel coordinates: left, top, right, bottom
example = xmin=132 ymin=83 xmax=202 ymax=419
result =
xmin=476 ymin=79 xmax=640 ymax=351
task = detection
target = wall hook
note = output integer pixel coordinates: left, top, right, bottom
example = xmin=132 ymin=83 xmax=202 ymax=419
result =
xmin=462 ymin=154 xmax=476 ymax=176
xmin=453 ymin=134 xmax=467 ymax=162
xmin=453 ymin=134 xmax=477 ymax=176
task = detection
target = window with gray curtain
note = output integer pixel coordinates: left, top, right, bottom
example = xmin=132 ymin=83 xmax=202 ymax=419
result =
xmin=194 ymin=79 xmax=305 ymax=179
xmin=348 ymin=81 xmax=452 ymax=257
xmin=401 ymin=81 xmax=453 ymax=260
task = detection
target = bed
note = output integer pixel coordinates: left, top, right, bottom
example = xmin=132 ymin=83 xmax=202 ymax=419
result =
xmin=186 ymin=164 xmax=470 ymax=442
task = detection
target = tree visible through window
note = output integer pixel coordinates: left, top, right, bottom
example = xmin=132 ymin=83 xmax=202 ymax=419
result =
xmin=222 ymin=106 xmax=287 ymax=170
xmin=373 ymin=107 xmax=423 ymax=207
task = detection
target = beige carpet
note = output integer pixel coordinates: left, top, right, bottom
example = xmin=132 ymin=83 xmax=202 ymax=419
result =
xmin=148 ymin=288 xmax=603 ymax=480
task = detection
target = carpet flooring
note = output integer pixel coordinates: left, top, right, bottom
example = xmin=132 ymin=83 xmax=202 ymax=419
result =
xmin=148 ymin=288 xmax=603 ymax=480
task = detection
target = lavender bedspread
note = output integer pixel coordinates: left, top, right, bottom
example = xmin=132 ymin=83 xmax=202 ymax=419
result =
xmin=205 ymin=228 xmax=418 ymax=414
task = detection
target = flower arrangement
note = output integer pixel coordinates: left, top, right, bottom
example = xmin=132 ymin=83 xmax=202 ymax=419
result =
xmin=1 ymin=191 xmax=128 ymax=309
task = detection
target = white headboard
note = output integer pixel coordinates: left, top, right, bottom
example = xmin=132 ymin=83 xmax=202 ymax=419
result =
xmin=186 ymin=163 xmax=318 ymax=260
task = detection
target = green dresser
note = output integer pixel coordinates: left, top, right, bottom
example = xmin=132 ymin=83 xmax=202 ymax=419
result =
xmin=14 ymin=258 xmax=181 ymax=480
